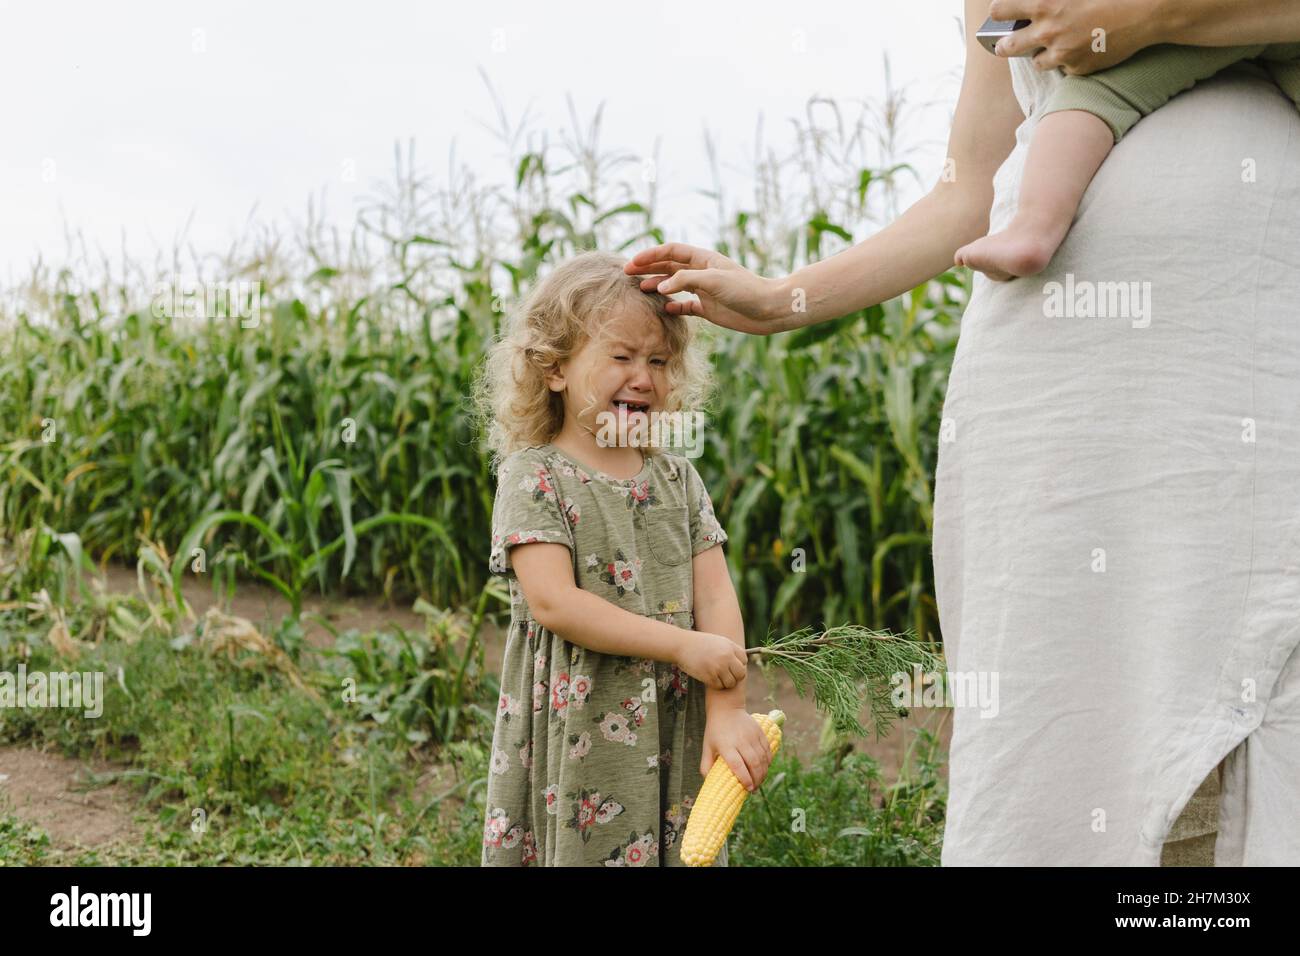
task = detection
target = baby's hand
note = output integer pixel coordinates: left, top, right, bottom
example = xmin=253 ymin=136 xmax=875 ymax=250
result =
xmin=701 ymin=707 xmax=773 ymax=791
xmin=676 ymin=631 xmax=747 ymax=690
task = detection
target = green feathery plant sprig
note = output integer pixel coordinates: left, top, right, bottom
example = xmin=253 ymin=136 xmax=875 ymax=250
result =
xmin=747 ymin=623 xmax=945 ymax=739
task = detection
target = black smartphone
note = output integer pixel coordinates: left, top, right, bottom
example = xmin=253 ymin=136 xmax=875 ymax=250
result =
xmin=976 ymin=17 xmax=1032 ymax=55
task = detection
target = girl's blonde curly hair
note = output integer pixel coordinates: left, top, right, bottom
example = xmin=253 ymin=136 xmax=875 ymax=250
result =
xmin=473 ymin=250 xmax=715 ymax=475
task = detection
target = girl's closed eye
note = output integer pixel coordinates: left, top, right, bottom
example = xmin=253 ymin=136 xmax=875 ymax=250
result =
xmin=612 ymin=354 xmax=669 ymax=367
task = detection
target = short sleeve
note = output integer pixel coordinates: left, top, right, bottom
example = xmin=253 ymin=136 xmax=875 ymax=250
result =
xmin=488 ymin=449 xmax=575 ymax=575
xmin=683 ymin=457 xmax=728 ymax=556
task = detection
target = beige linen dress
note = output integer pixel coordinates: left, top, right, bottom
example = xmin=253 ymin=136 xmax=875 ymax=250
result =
xmin=933 ymin=54 xmax=1300 ymax=866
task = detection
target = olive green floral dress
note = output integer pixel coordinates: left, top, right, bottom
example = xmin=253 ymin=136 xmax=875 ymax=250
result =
xmin=481 ymin=442 xmax=730 ymax=867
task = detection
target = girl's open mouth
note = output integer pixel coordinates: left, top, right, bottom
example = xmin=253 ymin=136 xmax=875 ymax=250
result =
xmin=611 ymin=400 xmax=651 ymax=416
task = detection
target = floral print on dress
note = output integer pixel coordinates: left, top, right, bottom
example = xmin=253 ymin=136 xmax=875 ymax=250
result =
xmin=497 ymin=691 xmax=523 ymax=721
xmin=483 ymin=807 xmax=534 ymax=861
xmin=663 ymin=796 xmax=690 ymax=850
xmin=613 ymin=656 xmax=656 ymax=677
xmin=694 ymin=507 xmax=726 ymax=549
xmin=548 ymin=455 xmax=593 ymax=485
xmin=686 ymin=460 xmax=729 ymax=554
xmin=620 ymin=695 xmax=649 ymax=728
xmin=565 ymin=787 xmax=626 ymax=843
xmin=489 ymin=528 xmax=570 ymax=574
xmin=568 ymin=730 xmax=592 ymax=761
xmin=647 ymin=748 xmax=671 ymax=775
xmin=520 ymin=829 xmax=538 ymax=865
xmin=658 ymin=663 xmax=691 ymax=714
xmin=490 ymin=747 xmax=511 ymax=776
xmin=597 ymin=549 xmax=643 ymax=596
xmin=522 ymin=466 xmax=556 ymax=503
xmin=562 ymin=497 xmax=580 ymax=527
xmin=550 ymin=673 xmax=571 ymax=715
xmin=569 ymin=673 xmax=593 ymax=708
xmin=603 ymin=830 xmax=659 ymax=867
xmin=597 ymin=709 xmax=638 ymax=747
xmin=615 ymin=478 xmax=659 ymax=513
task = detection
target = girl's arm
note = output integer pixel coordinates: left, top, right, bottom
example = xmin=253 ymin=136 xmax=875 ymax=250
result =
xmin=509 ymin=542 xmax=748 ymax=687
xmin=692 ymin=543 xmax=773 ymax=791
xmin=691 ymin=544 xmax=745 ymax=716
xmin=626 ymin=0 xmax=1024 ymax=333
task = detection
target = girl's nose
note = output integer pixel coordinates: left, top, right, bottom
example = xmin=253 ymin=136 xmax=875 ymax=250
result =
xmin=628 ymin=366 xmax=654 ymax=390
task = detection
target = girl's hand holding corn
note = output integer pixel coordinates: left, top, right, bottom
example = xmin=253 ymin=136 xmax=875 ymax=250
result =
xmin=675 ymin=629 xmax=748 ymax=690
xmin=700 ymin=706 xmax=773 ymax=793
xmin=681 ymin=709 xmax=784 ymax=865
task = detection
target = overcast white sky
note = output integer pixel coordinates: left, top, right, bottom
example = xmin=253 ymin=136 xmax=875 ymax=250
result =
xmin=1 ymin=0 xmax=971 ymax=283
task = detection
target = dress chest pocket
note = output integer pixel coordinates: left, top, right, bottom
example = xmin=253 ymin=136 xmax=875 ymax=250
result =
xmin=642 ymin=505 xmax=690 ymax=567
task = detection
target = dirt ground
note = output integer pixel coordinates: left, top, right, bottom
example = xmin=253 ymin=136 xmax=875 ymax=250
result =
xmin=0 ymin=746 xmax=142 ymax=853
xmin=1 ymin=562 xmax=951 ymax=851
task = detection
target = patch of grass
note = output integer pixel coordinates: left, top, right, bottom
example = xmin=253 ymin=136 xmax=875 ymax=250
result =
xmin=0 ymin=592 xmax=497 ymax=865
xmin=0 ymin=813 xmax=53 ymax=865
xmin=729 ymin=730 xmax=946 ymax=866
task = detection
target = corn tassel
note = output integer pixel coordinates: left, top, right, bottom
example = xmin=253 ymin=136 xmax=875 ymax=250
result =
xmin=680 ymin=709 xmax=785 ymax=866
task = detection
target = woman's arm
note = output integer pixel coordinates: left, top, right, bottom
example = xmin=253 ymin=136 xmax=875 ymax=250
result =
xmin=626 ymin=0 xmax=1024 ymax=333
xmin=991 ymin=0 xmax=1300 ymax=75
xmin=773 ymin=0 xmax=1025 ymax=328
xmin=1158 ymin=0 xmax=1300 ymax=46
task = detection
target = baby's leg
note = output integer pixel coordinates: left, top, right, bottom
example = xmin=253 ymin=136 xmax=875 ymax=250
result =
xmin=954 ymin=110 xmax=1112 ymax=281
xmin=955 ymin=42 xmax=1269 ymax=281
xmin=1042 ymin=42 xmax=1269 ymax=144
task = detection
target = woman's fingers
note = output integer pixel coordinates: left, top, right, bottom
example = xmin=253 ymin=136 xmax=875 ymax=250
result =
xmin=624 ymin=242 xmax=710 ymax=273
xmin=631 ymin=260 xmax=688 ymax=280
xmin=663 ymin=298 xmax=705 ymax=317
xmin=655 ymin=268 xmax=712 ymax=296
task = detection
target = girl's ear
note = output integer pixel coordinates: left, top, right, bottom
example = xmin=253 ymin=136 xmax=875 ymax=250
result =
xmin=529 ymin=348 xmax=564 ymax=392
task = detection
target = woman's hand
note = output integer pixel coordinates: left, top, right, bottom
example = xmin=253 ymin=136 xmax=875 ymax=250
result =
xmin=700 ymin=707 xmax=773 ymax=792
xmin=988 ymin=0 xmax=1158 ymax=75
xmin=623 ymin=243 xmax=790 ymax=335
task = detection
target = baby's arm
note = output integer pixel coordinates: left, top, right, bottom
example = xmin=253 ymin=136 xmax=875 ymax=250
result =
xmin=1042 ymin=41 xmax=1269 ymax=143
xmin=510 ymin=542 xmax=746 ymax=689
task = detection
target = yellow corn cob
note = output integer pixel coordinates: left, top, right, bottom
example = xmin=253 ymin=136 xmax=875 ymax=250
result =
xmin=680 ymin=709 xmax=785 ymax=866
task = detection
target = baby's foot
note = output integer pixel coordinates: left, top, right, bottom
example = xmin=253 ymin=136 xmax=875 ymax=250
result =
xmin=953 ymin=220 xmax=1067 ymax=281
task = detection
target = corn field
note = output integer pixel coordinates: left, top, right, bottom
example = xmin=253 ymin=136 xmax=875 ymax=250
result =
xmin=1 ymin=72 xmax=966 ymax=648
